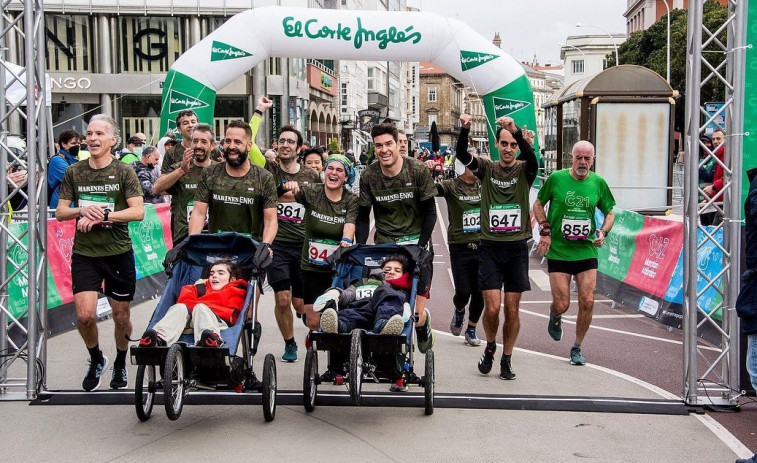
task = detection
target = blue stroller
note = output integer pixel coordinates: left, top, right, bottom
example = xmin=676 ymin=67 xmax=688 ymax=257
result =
xmin=303 ymin=244 xmax=434 ymax=415
xmin=129 ymin=233 xmax=277 ymax=422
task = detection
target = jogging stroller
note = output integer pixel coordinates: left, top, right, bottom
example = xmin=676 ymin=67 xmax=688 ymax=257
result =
xmin=129 ymin=233 xmax=277 ymax=422
xmin=303 ymin=244 xmax=434 ymax=415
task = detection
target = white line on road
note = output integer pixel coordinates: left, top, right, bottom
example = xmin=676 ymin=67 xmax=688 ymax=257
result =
xmin=435 ymin=200 xmax=448 ymax=245
xmin=518 ymin=300 xmax=614 ymax=304
xmin=528 ymin=269 xmax=551 ymax=291
xmin=563 ymin=314 xmax=646 ymax=319
xmin=519 ymin=308 xmax=721 ymax=352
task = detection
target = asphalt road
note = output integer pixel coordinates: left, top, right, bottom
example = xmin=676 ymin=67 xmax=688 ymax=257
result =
xmin=428 ymin=196 xmax=757 ymax=453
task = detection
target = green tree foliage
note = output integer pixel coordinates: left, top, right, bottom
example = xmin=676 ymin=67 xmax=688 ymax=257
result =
xmin=327 ymin=137 xmax=341 ymax=153
xmin=607 ymin=1 xmax=727 ymax=132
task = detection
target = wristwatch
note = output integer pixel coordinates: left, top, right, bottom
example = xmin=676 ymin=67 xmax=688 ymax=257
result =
xmin=103 ymin=209 xmax=110 ymax=223
xmin=539 ymin=221 xmax=551 ymax=237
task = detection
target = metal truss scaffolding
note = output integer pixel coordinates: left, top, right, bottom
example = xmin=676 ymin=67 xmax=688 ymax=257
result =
xmin=0 ymin=0 xmax=49 ymax=400
xmin=684 ymin=0 xmax=746 ymax=406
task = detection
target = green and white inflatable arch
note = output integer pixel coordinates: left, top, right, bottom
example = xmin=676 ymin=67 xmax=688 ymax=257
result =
xmin=160 ymin=6 xmax=537 ymax=155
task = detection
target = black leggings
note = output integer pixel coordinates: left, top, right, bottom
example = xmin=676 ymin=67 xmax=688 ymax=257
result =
xmin=449 ymin=243 xmax=484 ymax=324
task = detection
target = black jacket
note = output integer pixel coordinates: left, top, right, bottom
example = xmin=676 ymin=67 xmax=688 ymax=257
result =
xmin=736 ymin=176 xmax=757 ymax=335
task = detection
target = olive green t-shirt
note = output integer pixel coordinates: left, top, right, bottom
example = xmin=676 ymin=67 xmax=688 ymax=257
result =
xmin=439 ymin=177 xmax=481 ymax=244
xmin=476 ymin=158 xmax=533 ymax=242
xmin=358 ymin=157 xmax=437 ymax=244
xmin=536 ymin=169 xmax=616 ymax=261
xmin=166 ymin=160 xmax=215 ymax=244
xmin=266 ymin=163 xmax=321 ymax=243
xmin=194 ymin=162 xmax=277 ymax=240
xmin=59 ymin=158 xmax=143 ymax=257
xmin=296 ymin=184 xmax=359 ymax=272
xmin=161 ymin=143 xmax=186 ymax=175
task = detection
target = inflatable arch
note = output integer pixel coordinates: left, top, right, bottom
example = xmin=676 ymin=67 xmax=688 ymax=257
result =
xmin=159 ymin=6 xmax=538 ymax=155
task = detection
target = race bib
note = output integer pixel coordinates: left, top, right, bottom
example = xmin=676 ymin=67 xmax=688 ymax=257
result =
xmin=397 ymin=233 xmax=420 ymax=245
xmin=277 ymin=202 xmax=305 ymax=223
xmin=355 ymin=284 xmax=378 ymax=300
xmin=561 ymin=215 xmax=592 ymax=240
xmin=308 ymin=238 xmax=339 ymax=267
xmin=78 ymin=193 xmax=114 ymax=210
xmin=186 ymin=201 xmax=209 ymax=225
xmin=488 ymin=204 xmax=521 ymax=232
xmin=462 ymin=208 xmax=481 ymax=233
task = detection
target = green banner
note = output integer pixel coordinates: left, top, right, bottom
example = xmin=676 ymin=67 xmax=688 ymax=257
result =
xmin=160 ymin=70 xmax=217 ymax=137
xmin=597 ymin=209 xmax=646 ymax=281
xmin=129 ymin=206 xmax=170 ymax=278
xmin=743 ymin=3 xmax=757 ymax=216
xmin=483 ymin=75 xmax=540 ymax=161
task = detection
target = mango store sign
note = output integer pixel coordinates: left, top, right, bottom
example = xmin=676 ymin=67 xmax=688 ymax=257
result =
xmin=283 ymin=16 xmax=421 ymax=50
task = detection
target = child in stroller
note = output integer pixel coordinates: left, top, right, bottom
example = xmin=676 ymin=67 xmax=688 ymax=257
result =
xmin=138 ymin=260 xmax=248 ymax=348
xmin=315 ymin=254 xmax=412 ymax=335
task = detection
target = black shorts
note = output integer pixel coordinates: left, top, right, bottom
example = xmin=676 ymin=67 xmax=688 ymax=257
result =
xmin=71 ymin=250 xmax=136 ymax=301
xmin=301 ymin=270 xmax=335 ymax=305
xmin=479 ymin=239 xmax=531 ymax=292
xmin=547 ymin=258 xmax=598 ymax=275
xmin=268 ymin=241 xmax=304 ymax=298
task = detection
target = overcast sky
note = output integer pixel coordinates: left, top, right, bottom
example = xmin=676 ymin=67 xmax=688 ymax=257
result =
xmin=406 ymin=0 xmax=628 ymax=65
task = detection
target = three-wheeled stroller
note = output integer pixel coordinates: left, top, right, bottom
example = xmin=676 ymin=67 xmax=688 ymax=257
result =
xmin=303 ymin=244 xmax=434 ymax=415
xmin=129 ymin=233 xmax=277 ymax=422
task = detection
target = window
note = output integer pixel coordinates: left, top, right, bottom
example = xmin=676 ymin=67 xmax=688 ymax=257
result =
xmin=46 ymin=15 xmax=94 ymax=72
xmin=341 ymin=82 xmax=348 ymax=107
xmin=269 ymin=57 xmax=281 ymax=75
xmin=428 ymin=86 xmax=437 ymax=102
xmin=367 ymin=67 xmax=375 ymax=91
xmin=117 ymin=16 xmax=185 ymax=73
xmin=412 ymin=96 xmax=417 ymax=115
xmin=571 ymin=59 xmax=584 ymax=74
xmin=428 ymin=114 xmax=437 ymax=125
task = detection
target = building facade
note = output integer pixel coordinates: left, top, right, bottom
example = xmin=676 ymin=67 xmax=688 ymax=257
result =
xmin=418 ymin=62 xmax=463 ymax=152
xmin=560 ymin=34 xmax=627 ymax=85
xmin=624 ymin=0 xmax=728 ymax=35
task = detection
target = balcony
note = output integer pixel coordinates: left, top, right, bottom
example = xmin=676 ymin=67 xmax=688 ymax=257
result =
xmin=367 ymin=92 xmax=389 ymax=109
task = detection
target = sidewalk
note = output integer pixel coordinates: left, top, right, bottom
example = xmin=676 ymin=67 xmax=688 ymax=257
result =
xmin=1 ymin=291 xmax=749 ymax=462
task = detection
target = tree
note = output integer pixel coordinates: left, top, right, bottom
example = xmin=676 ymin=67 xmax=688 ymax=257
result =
xmin=327 ymin=137 xmax=340 ymax=153
xmin=606 ymin=1 xmax=727 ymax=132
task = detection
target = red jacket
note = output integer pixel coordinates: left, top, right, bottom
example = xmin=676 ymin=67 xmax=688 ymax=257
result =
xmin=177 ymin=279 xmax=248 ymax=325
xmin=386 ymin=271 xmax=429 ymax=298
xmin=711 ymin=145 xmax=726 ymax=193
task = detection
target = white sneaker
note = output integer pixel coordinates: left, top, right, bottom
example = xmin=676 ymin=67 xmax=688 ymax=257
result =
xmin=320 ymin=308 xmax=339 ymax=333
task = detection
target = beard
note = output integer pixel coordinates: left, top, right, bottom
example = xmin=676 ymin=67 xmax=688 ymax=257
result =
xmin=194 ymin=148 xmax=209 ymax=163
xmin=224 ymin=147 xmax=248 ymax=167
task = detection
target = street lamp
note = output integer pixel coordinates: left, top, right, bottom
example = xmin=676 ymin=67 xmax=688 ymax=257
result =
xmin=576 ymin=23 xmax=619 ymax=67
xmin=661 ymin=0 xmax=671 ymax=83
xmin=558 ymin=42 xmax=587 ymax=59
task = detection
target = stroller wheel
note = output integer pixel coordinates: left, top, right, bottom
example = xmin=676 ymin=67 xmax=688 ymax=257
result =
xmin=134 ymin=364 xmax=155 ymax=421
xmin=303 ymin=347 xmax=318 ymax=412
xmin=262 ymin=353 xmax=277 ymax=422
xmin=349 ymin=330 xmax=363 ymax=406
xmin=163 ymin=344 xmax=185 ymax=421
xmin=423 ymin=349 xmax=435 ymax=415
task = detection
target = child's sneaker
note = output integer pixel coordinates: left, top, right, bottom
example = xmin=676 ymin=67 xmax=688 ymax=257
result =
xmin=198 ymin=330 xmax=223 ymax=347
xmin=320 ymin=308 xmax=339 ymax=333
xmin=139 ymin=329 xmax=165 ymax=347
xmin=375 ymin=315 xmax=404 ymax=335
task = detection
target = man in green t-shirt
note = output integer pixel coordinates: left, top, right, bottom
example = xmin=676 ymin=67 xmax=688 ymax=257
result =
xmin=56 ymin=114 xmax=145 ymax=392
xmin=189 ymin=120 xmax=278 ymax=244
xmin=356 ymin=122 xmax=437 ymax=355
xmin=153 ymin=123 xmax=216 ymax=245
xmin=161 ymin=110 xmax=198 ymax=175
xmin=533 ymin=140 xmax=616 ymax=366
xmin=266 ymin=124 xmax=321 ymax=363
xmin=454 ymin=114 xmax=538 ymax=381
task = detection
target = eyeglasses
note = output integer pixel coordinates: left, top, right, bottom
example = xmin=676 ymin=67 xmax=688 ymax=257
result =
xmin=277 ymin=138 xmax=298 ymax=145
xmin=499 ymin=141 xmax=519 ymax=149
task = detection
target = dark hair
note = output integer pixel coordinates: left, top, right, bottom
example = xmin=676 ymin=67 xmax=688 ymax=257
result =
xmin=192 ymin=122 xmax=215 ymax=140
xmin=58 ymin=129 xmax=80 ymax=145
xmin=381 ymin=253 xmax=409 ymax=272
xmin=226 ymin=120 xmax=252 ymax=139
xmin=207 ymin=259 xmax=245 ymax=280
xmin=371 ymin=122 xmax=398 ymax=142
xmin=176 ymin=110 xmax=197 ymax=126
xmin=302 ymin=147 xmax=323 ymax=161
xmin=277 ymin=125 xmax=304 ymax=147
xmin=495 ymin=126 xmax=510 ymax=142
xmin=142 ymin=146 xmax=159 ymax=158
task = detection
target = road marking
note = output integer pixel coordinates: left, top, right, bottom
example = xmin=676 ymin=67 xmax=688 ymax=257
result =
xmin=528 ymin=269 xmax=551 ymax=291
xmin=519 ymin=308 xmax=721 ymax=353
xmin=435 ymin=200 xmax=448 ymax=245
xmin=432 ymin=329 xmax=751 ymax=458
xmin=563 ymin=314 xmax=646 ymax=319
xmin=447 ymin=268 xmax=455 ymax=289
xmin=518 ymin=300 xmax=614 ymax=304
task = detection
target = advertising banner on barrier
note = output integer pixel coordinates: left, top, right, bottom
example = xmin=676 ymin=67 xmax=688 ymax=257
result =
xmin=5 ymin=204 xmax=172 ymax=324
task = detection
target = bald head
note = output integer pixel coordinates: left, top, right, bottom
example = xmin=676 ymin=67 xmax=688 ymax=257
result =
xmin=572 ymin=140 xmax=595 ymax=156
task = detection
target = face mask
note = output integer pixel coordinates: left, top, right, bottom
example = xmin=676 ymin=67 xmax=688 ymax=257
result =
xmin=67 ymin=145 xmax=80 ymax=157
xmin=133 ymin=146 xmax=143 ymax=157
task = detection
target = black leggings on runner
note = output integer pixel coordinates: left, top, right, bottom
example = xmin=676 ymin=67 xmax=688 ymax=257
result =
xmin=449 ymin=243 xmax=484 ymax=323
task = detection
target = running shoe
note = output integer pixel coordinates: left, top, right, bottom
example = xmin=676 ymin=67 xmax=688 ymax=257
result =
xmin=464 ymin=328 xmax=482 ymax=346
xmin=82 ymin=355 xmax=109 ymax=392
xmin=375 ymin=315 xmax=404 ymax=335
xmin=570 ymin=347 xmax=586 ymax=366
xmin=320 ymin=308 xmax=339 ymax=333
xmin=450 ymin=310 xmax=465 ymax=336
xmin=282 ymin=342 xmax=298 ymax=362
xmin=416 ymin=309 xmax=434 ymax=353
xmin=389 ymin=380 xmax=408 ymax=392
xmin=499 ymin=356 xmax=516 ymax=380
xmin=198 ymin=329 xmax=223 ymax=347
xmin=138 ymin=329 xmax=165 ymax=347
xmin=548 ymin=314 xmax=563 ymax=341
xmin=110 ymin=365 xmax=128 ymax=389
xmin=478 ymin=346 xmax=495 ymax=374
